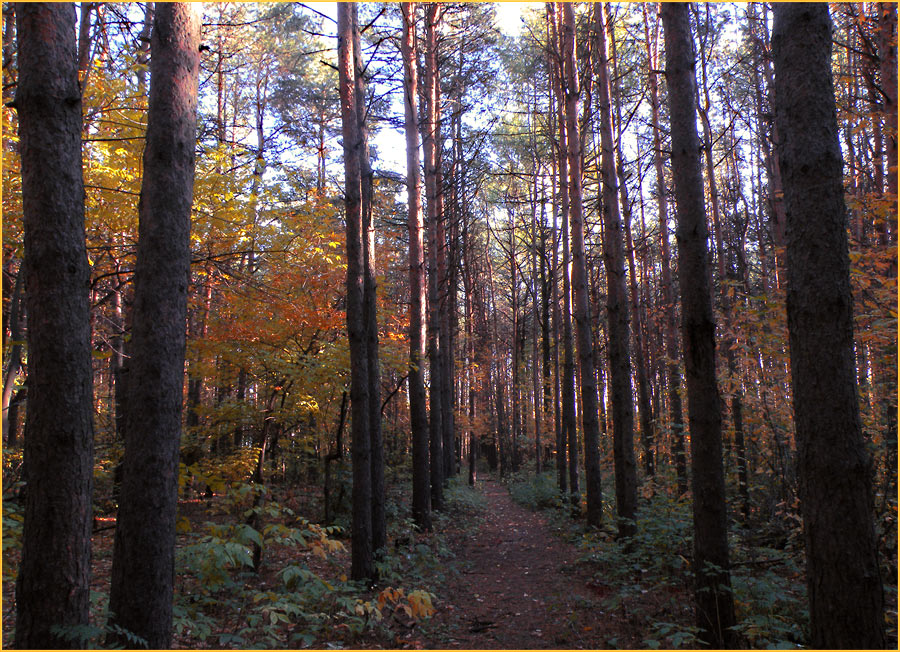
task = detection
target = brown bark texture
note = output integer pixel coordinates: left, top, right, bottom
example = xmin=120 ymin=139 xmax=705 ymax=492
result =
xmin=594 ymin=3 xmax=638 ymax=538
xmin=106 ymin=3 xmax=200 ymax=648
xmin=401 ymin=1 xmax=431 ymax=532
xmin=337 ymin=1 xmax=374 ymax=582
xmin=561 ymin=1 xmax=603 ymax=528
xmin=424 ymin=2 xmax=444 ymax=510
xmin=661 ymin=3 xmax=736 ymax=647
xmin=772 ymin=4 xmax=886 ymax=648
xmin=14 ymin=4 xmax=95 ymax=648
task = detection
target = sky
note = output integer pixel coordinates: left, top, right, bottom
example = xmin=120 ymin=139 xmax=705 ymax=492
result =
xmin=304 ymin=2 xmax=542 ymax=174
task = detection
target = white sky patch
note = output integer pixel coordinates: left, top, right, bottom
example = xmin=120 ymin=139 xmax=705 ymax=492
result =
xmin=306 ymin=2 xmax=545 ymax=176
xmin=494 ymin=2 xmax=543 ymax=36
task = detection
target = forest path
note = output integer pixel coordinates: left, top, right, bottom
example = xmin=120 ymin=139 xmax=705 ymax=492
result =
xmin=421 ymin=478 xmax=615 ymax=649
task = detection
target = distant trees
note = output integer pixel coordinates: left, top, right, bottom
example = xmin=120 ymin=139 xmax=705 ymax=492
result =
xmin=772 ymin=4 xmax=886 ymax=647
xmin=13 ymin=4 xmax=94 ymax=647
xmin=107 ymin=4 xmax=201 ymax=647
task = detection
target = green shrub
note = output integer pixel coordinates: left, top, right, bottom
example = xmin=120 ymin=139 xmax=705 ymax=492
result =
xmin=507 ymin=471 xmax=564 ymax=511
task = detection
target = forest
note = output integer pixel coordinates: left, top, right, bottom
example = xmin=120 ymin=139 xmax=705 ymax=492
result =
xmin=1 ymin=1 xmax=897 ymax=650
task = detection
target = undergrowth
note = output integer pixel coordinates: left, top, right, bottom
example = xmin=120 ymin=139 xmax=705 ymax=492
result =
xmin=506 ymin=470 xmax=815 ymax=649
xmin=2 ymin=453 xmax=488 ymax=650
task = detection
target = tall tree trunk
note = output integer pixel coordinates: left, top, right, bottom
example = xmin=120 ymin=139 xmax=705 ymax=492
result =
xmin=562 ymin=2 xmax=603 ymax=529
xmin=337 ymin=2 xmax=374 ymax=582
xmin=643 ymin=3 xmax=687 ymax=494
xmin=350 ymin=5 xmax=385 ymax=560
xmin=14 ymin=5 xmax=94 ymax=647
xmin=424 ymin=2 xmax=444 ymax=510
xmin=772 ymin=5 xmax=886 ymax=647
xmin=594 ymin=3 xmax=638 ymax=538
xmin=106 ymin=5 xmax=200 ymax=648
xmin=401 ymin=1 xmax=431 ymax=531
xmin=661 ymin=4 xmax=736 ymax=647
xmin=547 ymin=57 xmax=566 ymax=492
xmin=549 ymin=2 xmax=578 ymax=505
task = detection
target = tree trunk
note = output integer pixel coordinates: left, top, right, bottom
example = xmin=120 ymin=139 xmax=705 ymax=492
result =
xmin=661 ymin=4 xmax=736 ymax=647
xmin=351 ymin=4 xmax=385 ymax=561
xmin=772 ymin=5 xmax=886 ymax=647
xmin=549 ymin=2 xmax=578 ymax=506
xmin=106 ymin=5 xmax=200 ymax=648
xmin=561 ymin=2 xmax=603 ymax=529
xmin=594 ymin=3 xmax=638 ymax=538
xmin=14 ymin=5 xmax=94 ymax=647
xmin=546 ymin=46 xmax=566 ymax=493
xmin=401 ymin=1 xmax=432 ymax=532
xmin=642 ymin=3 xmax=687 ymax=494
xmin=424 ymin=2 xmax=444 ymax=510
xmin=337 ymin=1 xmax=373 ymax=582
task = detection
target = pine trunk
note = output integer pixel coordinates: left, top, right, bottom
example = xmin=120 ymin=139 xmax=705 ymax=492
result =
xmin=661 ymin=4 xmax=736 ymax=646
xmin=401 ymin=1 xmax=431 ymax=531
xmin=562 ymin=2 xmax=603 ymax=529
xmin=14 ymin=5 xmax=94 ymax=647
xmin=337 ymin=2 xmax=373 ymax=582
xmin=594 ymin=3 xmax=638 ymax=538
xmin=106 ymin=4 xmax=200 ymax=647
xmin=772 ymin=5 xmax=886 ymax=647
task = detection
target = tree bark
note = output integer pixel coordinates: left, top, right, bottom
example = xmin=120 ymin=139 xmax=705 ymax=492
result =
xmin=772 ymin=5 xmax=886 ymax=647
xmin=106 ymin=4 xmax=200 ymax=648
xmin=401 ymin=1 xmax=431 ymax=531
xmin=14 ymin=5 xmax=94 ymax=647
xmin=661 ymin=4 xmax=736 ymax=647
xmin=337 ymin=1 xmax=374 ymax=582
xmin=594 ymin=3 xmax=638 ymax=538
xmin=424 ymin=2 xmax=444 ymax=510
xmin=351 ymin=4 xmax=385 ymax=561
xmin=561 ymin=2 xmax=603 ymax=529
xmin=642 ymin=3 xmax=687 ymax=494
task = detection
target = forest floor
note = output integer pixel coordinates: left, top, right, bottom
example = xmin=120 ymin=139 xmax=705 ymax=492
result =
xmin=7 ymin=469 xmax=892 ymax=649
xmin=415 ymin=478 xmax=678 ymax=649
xmin=2 ymin=474 xmax=690 ymax=650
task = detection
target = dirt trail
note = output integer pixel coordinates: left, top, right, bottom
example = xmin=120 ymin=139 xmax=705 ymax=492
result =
xmin=422 ymin=479 xmax=613 ymax=649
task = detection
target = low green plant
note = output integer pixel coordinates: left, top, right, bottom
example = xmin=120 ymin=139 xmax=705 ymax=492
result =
xmin=729 ymin=552 xmax=807 ymax=648
xmin=507 ymin=471 xmax=565 ymax=511
xmin=48 ymin=621 xmax=149 ymax=650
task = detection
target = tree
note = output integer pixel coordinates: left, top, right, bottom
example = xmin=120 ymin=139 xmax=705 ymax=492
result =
xmin=772 ymin=4 xmax=886 ymax=647
xmin=560 ymin=1 xmax=603 ymax=528
xmin=354 ymin=2 xmax=385 ymax=562
xmin=547 ymin=2 xmax=578 ymax=503
xmin=337 ymin=1 xmax=374 ymax=582
xmin=401 ymin=1 xmax=432 ymax=532
xmin=423 ymin=2 xmax=444 ymax=510
xmin=661 ymin=3 xmax=736 ymax=647
xmin=593 ymin=2 xmax=638 ymax=538
xmin=642 ymin=2 xmax=687 ymax=495
xmin=106 ymin=4 xmax=201 ymax=647
xmin=13 ymin=4 xmax=94 ymax=647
